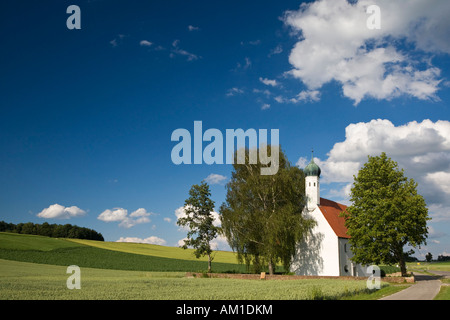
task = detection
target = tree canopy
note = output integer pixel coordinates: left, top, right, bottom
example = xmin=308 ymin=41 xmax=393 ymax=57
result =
xmin=342 ymin=152 xmax=429 ymax=276
xmin=0 ymin=220 xmax=104 ymax=241
xmin=220 ymin=146 xmax=315 ymax=274
xmin=177 ymin=181 xmax=220 ymax=272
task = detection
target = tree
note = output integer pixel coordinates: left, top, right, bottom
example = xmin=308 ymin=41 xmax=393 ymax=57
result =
xmin=342 ymin=152 xmax=430 ymax=276
xmin=220 ymin=146 xmax=315 ymax=274
xmin=177 ymin=181 xmax=220 ymax=273
xmin=425 ymin=252 xmax=433 ymax=263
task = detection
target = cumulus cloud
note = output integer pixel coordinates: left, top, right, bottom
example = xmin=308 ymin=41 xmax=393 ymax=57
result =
xmin=98 ymin=207 xmax=153 ymax=228
xmin=175 ymin=206 xmax=221 ymax=231
xmin=139 ymin=40 xmax=152 ymax=47
xmin=116 ymin=236 xmax=166 ymax=245
xmin=297 ymin=119 xmax=450 ymax=221
xmin=259 ymin=77 xmax=279 ymax=87
xmin=37 ymin=204 xmax=86 ymax=219
xmin=204 ymin=173 xmax=227 ymax=185
xmin=283 ymin=0 xmax=449 ymax=105
xmin=177 ymin=234 xmax=229 ymax=250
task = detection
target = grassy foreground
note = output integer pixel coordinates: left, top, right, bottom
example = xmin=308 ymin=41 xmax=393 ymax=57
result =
xmin=0 ymin=232 xmax=409 ymax=300
xmin=0 ymin=259 xmax=394 ymax=300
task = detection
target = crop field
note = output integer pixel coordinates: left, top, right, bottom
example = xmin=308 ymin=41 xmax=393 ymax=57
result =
xmin=0 ymin=259 xmax=386 ymax=300
xmin=0 ymin=232 xmax=402 ymax=300
xmin=0 ymin=232 xmax=247 ymax=273
xmin=67 ymin=238 xmax=239 ymax=264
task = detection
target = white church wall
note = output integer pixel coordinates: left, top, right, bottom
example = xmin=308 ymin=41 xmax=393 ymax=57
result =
xmin=338 ymin=238 xmax=367 ymax=276
xmin=291 ymin=207 xmax=340 ymax=276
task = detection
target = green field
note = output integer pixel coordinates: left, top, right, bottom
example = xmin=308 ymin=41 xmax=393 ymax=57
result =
xmin=407 ymin=261 xmax=450 ymax=273
xmin=0 ymin=232 xmax=407 ymax=300
xmin=0 ymin=259 xmax=397 ymax=300
xmin=67 ymin=238 xmax=239 ymax=264
xmin=0 ymin=232 xmax=247 ymax=273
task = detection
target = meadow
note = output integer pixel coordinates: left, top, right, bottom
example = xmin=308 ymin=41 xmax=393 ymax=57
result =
xmin=0 ymin=232 xmax=406 ymax=300
xmin=0 ymin=259 xmax=389 ymax=300
xmin=0 ymin=232 xmax=247 ymax=273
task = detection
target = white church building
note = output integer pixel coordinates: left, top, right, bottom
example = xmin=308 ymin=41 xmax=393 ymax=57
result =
xmin=291 ymin=153 xmax=366 ymax=277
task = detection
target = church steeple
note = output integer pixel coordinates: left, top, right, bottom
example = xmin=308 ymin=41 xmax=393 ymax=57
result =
xmin=304 ymin=149 xmax=321 ymax=177
xmin=304 ymin=149 xmax=321 ymax=211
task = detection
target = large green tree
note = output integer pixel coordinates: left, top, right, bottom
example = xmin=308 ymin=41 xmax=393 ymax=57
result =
xmin=177 ymin=181 xmax=220 ymax=273
xmin=220 ymin=146 xmax=315 ymax=274
xmin=342 ymin=152 xmax=430 ymax=276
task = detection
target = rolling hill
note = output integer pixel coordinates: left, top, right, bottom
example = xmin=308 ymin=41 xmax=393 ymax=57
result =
xmin=0 ymin=232 xmax=246 ymax=273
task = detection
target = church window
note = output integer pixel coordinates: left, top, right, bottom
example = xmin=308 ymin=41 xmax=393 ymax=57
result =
xmin=314 ymin=182 xmax=316 ymax=187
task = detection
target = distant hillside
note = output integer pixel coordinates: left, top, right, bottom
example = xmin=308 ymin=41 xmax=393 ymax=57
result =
xmin=0 ymin=221 xmax=104 ymax=241
xmin=0 ymin=232 xmax=247 ymax=273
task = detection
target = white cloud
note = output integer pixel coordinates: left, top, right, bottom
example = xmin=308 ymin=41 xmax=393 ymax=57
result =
xmin=98 ymin=207 xmax=153 ymax=228
xmin=298 ymin=119 xmax=450 ymax=218
xmin=188 ymin=25 xmax=200 ymax=31
xmin=261 ymin=103 xmax=271 ymax=110
xmin=37 ymin=204 xmax=86 ymax=219
xmin=233 ymin=57 xmax=251 ymax=71
xmin=97 ymin=208 xmax=128 ymax=222
xmin=226 ymin=87 xmax=244 ymax=97
xmin=204 ymin=173 xmax=227 ymax=185
xmin=259 ymin=77 xmax=279 ymax=87
xmin=171 ymin=39 xmax=199 ymax=61
xmin=273 ymin=90 xmax=320 ymax=104
xmin=175 ymin=206 xmax=221 ymax=230
xmin=164 ymin=217 xmax=172 ymax=223
xmin=210 ymin=234 xmax=229 ymax=251
xmin=268 ymin=44 xmax=283 ymax=57
xmin=177 ymin=238 xmax=186 ymax=247
xmin=283 ymin=0 xmax=448 ymax=105
xmin=425 ymin=172 xmax=450 ymax=195
xmin=116 ymin=236 xmax=166 ymax=246
xmin=291 ymin=90 xmax=320 ymax=103
xmin=139 ymin=40 xmax=152 ymax=47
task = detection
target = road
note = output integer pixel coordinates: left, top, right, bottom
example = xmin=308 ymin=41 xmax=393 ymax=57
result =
xmin=379 ymin=272 xmax=443 ymax=300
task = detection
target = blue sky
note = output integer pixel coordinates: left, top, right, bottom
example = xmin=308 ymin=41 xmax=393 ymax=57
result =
xmin=1 ymin=0 xmax=449 ymax=259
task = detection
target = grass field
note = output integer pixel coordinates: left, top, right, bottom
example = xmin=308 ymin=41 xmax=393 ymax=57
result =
xmin=0 ymin=259 xmax=396 ymax=300
xmin=407 ymin=261 xmax=450 ymax=273
xmin=67 ymin=238 xmax=239 ymax=264
xmin=0 ymin=232 xmax=247 ymax=273
xmin=0 ymin=232 xmax=408 ymax=300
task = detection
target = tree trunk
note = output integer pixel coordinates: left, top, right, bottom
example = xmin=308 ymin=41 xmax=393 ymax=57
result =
xmin=268 ymin=260 xmax=274 ymax=275
xmin=399 ymin=256 xmax=407 ymax=277
xmin=208 ymin=253 xmax=212 ymax=273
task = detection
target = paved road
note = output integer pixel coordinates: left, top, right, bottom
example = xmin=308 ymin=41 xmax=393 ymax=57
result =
xmin=379 ymin=273 xmax=442 ymax=300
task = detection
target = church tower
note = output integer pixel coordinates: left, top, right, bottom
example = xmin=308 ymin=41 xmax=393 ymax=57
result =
xmin=304 ymin=150 xmax=321 ymax=211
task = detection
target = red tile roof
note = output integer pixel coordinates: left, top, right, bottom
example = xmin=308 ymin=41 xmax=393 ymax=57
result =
xmin=318 ymin=198 xmax=350 ymax=239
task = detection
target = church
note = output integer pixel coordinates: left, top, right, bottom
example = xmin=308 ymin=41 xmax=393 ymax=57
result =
xmin=290 ymin=153 xmax=366 ymax=277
